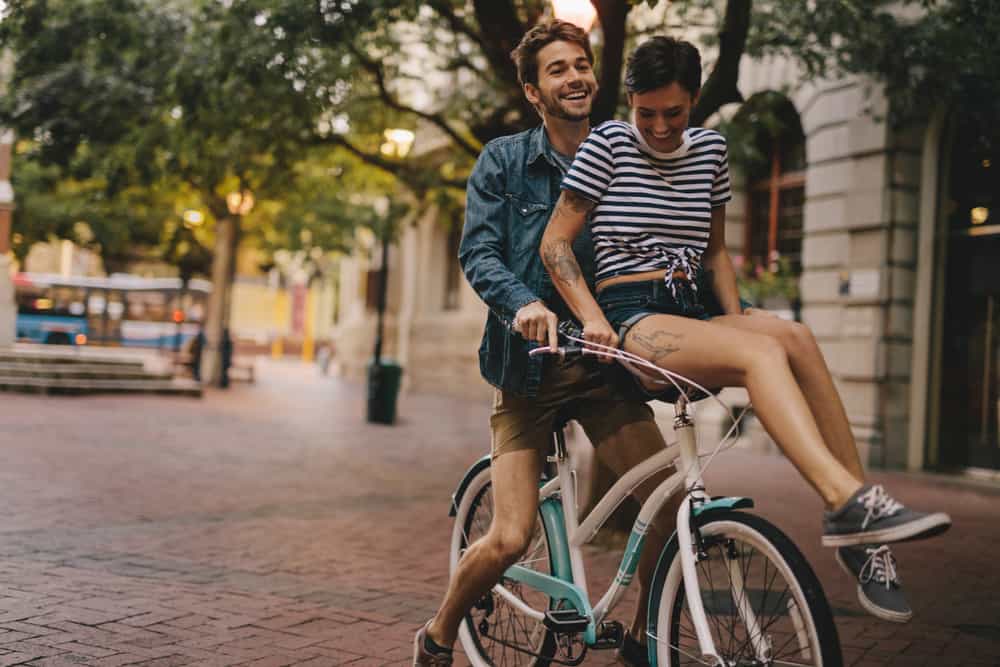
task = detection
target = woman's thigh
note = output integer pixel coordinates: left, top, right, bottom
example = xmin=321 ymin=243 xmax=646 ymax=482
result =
xmin=622 ymin=313 xmax=777 ymax=390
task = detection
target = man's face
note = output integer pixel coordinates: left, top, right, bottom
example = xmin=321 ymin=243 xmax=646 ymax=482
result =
xmin=524 ymin=40 xmax=598 ymax=122
xmin=628 ymin=82 xmax=698 ymax=153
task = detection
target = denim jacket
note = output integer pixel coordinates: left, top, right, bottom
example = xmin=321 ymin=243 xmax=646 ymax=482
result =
xmin=459 ymin=125 xmax=597 ymax=397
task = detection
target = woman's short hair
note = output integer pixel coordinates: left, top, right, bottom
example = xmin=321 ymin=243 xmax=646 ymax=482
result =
xmin=625 ymin=36 xmax=702 ymax=96
xmin=510 ymin=20 xmax=594 ymax=88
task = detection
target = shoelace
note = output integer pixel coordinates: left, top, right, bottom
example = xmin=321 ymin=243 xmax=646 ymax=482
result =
xmin=858 ymin=484 xmax=903 ymax=529
xmin=859 ymin=545 xmax=901 ymax=590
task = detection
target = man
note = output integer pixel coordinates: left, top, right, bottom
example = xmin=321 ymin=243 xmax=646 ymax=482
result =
xmin=413 ymin=20 xmax=677 ymax=667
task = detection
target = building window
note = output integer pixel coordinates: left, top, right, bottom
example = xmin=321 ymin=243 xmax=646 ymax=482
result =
xmin=731 ymin=92 xmax=806 ymax=276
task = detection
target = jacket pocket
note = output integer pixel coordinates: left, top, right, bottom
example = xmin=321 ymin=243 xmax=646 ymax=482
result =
xmin=506 ymin=193 xmax=551 ymax=256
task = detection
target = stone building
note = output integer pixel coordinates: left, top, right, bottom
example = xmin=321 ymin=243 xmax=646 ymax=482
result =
xmin=332 ymin=50 xmax=997 ymax=478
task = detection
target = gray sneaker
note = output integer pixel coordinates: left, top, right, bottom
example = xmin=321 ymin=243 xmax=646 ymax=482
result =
xmin=413 ymin=621 xmax=453 ymax=667
xmin=836 ymin=545 xmax=912 ymax=623
xmin=822 ymin=484 xmax=951 ymax=547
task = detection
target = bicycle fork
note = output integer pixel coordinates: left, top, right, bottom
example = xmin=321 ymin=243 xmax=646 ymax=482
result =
xmin=672 ymin=397 xmax=770 ymax=666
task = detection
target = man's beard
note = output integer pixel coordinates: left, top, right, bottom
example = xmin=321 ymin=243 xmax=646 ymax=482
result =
xmin=537 ymin=87 xmax=592 ymax=122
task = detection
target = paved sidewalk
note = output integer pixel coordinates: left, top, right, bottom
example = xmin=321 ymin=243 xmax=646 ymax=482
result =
xmin=0 ymin=360 xmax=998 ymax=666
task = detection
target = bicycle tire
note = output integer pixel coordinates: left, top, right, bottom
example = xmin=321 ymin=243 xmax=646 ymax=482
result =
xmin=647 ymin=510 xmax=841 ymax=667
xmin=450 ymin=465 xmax=558 ymax=667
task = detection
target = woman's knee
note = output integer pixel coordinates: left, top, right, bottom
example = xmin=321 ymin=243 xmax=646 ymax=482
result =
xmin=744 ymin=333 xmax=789 ymax=374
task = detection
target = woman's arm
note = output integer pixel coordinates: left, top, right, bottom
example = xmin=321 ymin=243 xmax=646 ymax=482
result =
xmin=540 ymin=190 xmax=619 ymax=351
xmin=701 ymin=205 xmax=744 ymax=316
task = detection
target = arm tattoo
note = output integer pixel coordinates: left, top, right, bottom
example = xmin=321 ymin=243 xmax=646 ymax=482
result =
xmin=562 ymin=189 xmax=598 ymax=214
xmin=630 ymin=329 xmax=683 ymax=364
xmin=541 ymin=239 xmax=582 ymax=286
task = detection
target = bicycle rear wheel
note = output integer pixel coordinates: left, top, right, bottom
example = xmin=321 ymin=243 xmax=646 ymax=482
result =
xmin=648 ymin=510 xmax=841 ymax=666
xmin=450 ymin=466 xmax=557 ymax=667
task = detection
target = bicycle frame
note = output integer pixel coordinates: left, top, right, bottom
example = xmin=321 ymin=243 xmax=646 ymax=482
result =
xmin=497 ymin=393 xmax=756 ymax=665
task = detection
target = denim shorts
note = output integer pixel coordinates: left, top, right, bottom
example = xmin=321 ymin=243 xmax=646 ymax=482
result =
xmin=596 ymin=278 xmax=717 ymax=403
xmin=597 ymin=278 xmax=713 ymax=336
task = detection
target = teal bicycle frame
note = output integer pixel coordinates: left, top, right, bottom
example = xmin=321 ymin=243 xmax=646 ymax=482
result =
xmin=484 ymin=394 xmax=754 ymax=664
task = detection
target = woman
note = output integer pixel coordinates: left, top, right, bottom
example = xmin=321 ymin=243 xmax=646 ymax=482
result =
xmin=539 ymin=35 xmax=949 ymax=623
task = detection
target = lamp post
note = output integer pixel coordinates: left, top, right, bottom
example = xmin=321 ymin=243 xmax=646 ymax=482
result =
xmin=366 ymin=129 xmax=413 ymax=424
xmin=0 ymin=130 xmax=14 ymax=348
xmin=202 ymin=189 xmax=253 ymax=387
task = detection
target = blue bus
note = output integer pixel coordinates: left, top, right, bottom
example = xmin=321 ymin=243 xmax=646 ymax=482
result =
xmin=14 ymin=273 xmax=211 ymax=348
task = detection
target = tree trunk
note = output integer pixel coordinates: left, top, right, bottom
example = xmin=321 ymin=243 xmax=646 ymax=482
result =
xmin=691 ymin=0 xmax=752 ymax=127
xmin=201 ymin=215 xmax=239 ymax=386
xmin=592 ymin=0 xmax=631 ymax=124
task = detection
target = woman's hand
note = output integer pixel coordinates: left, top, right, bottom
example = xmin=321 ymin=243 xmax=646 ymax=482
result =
xmin=582 ymin=317 xmax=619 ymax=363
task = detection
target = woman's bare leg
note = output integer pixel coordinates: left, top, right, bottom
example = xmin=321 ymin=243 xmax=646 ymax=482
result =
xmin=623 ymin=313 xmax=862 ymax=510
xmin=711 ymin=314 xmax=865 ymax=480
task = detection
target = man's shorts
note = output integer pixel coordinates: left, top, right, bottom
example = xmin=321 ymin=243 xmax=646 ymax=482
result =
xmin=490 ymin=356 xmax=660 ymax=461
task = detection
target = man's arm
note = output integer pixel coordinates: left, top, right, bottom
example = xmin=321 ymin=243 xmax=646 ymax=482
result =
xmin=458 ymin=145 xmax=558 ymax=348
xmin=540 ymin=189 xmax=618 ymax=354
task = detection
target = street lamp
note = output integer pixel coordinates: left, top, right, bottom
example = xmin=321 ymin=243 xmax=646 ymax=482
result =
xmin=552 ymin=0 xmax=598 ymax=32
xmin=367 ymin=129 xmax=412 ymax=424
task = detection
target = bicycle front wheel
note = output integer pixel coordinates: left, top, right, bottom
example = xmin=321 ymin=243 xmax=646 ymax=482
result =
xmin=450 ymin=465 xmax=557 ymax=667
xmin=649 ymin=510 xmax=841 ymax=667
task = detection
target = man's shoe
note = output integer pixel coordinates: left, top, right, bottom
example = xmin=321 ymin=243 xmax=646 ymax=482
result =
xmin=822 ymin=484 xmax=951 ymax=547
xmin=836 ymin=545 xmax=913 ymax=623
xmin=413 ymin=621 xmax=453 ymax=667
xmin=617 ymin=631 xmax=650 ymax=667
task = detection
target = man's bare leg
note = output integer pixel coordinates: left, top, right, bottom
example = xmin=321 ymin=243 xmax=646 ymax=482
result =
xmin=426 ymin=448 xmax=543 ymax=648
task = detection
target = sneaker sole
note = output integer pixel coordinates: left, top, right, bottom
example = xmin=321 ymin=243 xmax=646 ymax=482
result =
xmin=835 ymin=551 xmax=913 ymax=624
xmin=822 ymin=512 xmax=951 ymax=547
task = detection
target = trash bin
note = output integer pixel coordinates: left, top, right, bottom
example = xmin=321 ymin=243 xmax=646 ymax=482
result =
xmin=367 ymin=359 xmax=403 ymax=424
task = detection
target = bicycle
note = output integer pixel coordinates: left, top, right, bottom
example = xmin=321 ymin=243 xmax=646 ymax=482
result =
xmin=448 ymin=325 xmax=842 ymax=667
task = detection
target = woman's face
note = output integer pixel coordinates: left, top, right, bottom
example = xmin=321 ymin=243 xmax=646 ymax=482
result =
xmin=629 ymin=82 xmax=699 ymax=153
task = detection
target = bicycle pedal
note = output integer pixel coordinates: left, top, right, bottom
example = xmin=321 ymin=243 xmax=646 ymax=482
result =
xmin=543 ymin=608 xmax=589 ymax=634
xmin=591 ymin=621 xmax=624 ymax=650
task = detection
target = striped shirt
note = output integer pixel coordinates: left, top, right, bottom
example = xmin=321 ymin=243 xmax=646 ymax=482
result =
xmin=561 ymin=120 xmax=731 ymax=284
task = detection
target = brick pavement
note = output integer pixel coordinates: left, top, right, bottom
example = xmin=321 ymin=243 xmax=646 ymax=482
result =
xmin=0 ymin=359 xmax=998 ymax=666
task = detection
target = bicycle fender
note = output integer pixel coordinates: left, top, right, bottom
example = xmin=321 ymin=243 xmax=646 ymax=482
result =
xmin=692 ymin=496 xmax=754 ymax=516
xmin=448 ymin=454 xmax=491 ymax=517
xmin=645 ymin=499 xmax=754 ymax=667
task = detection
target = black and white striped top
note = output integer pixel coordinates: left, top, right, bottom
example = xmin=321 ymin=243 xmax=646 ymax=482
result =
xmin=561 ymin=120 xmax=731 ymax=284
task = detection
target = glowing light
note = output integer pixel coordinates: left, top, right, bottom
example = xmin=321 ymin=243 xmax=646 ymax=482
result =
xmin=75 ymin=333 xmax=88 ymax=346
xmin=34 ymin=298 xmax=52 ymax=309
xmin=552 ymin=0 xmax=598 ymax=32
xmin=226 ymin=190 xmax=255 ymax=216
xmin=172 ymin=309 xmax=185 ymax=324
xmin=379 ymin=128 xmax=415 ymax=158
xmin=182 ymin=209 xmax=205 ymax=228
xmin=970 ymin=206 xmax=989 ymax=225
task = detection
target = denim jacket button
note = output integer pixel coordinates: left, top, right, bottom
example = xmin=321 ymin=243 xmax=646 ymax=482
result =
xmin=521 ymin=207 xmax=528 ymax=214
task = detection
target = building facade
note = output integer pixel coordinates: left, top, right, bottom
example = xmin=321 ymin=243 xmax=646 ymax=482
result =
xmin=331 ymin=55 xmax=998 ymax=477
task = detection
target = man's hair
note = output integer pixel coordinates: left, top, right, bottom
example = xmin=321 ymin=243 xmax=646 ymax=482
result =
xmin=510 ymin=20 xmax=594 ymax=88
xmin=625 ymin=36 xmax=702 ymax=96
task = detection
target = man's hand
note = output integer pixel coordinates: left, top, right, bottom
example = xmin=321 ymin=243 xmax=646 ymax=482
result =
xmin=513 ymin=301 xmax=559 ymax=351
xmin=582 ymin=317 xmax=618 ymax=363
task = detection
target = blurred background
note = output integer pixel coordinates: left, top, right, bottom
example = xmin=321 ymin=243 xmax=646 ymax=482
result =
xmin=0 ymin=0 xmax=997 ymax=477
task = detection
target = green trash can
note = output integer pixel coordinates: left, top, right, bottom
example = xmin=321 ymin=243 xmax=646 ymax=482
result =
xmin=367 ymin=359 xmax=403 ymax=424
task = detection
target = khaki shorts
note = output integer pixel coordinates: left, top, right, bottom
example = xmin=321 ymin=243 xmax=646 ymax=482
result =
xmin=491 ymin=357 xmax=664 ymax=461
